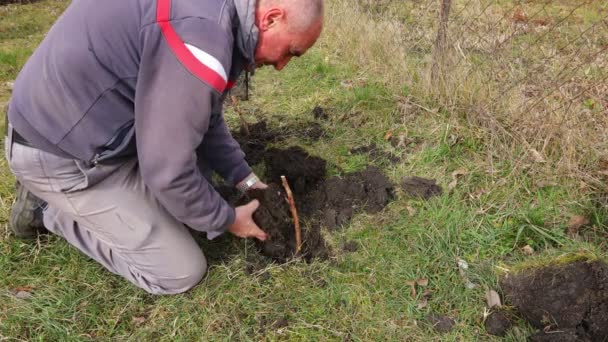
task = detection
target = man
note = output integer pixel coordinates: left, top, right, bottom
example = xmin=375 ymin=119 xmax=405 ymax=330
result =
xmin=5 ymin=0 xmax=323 ymax=294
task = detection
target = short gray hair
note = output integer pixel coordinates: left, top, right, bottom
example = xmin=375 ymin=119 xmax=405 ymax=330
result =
xmin=258 ymin=0 xmax=324 ymax=33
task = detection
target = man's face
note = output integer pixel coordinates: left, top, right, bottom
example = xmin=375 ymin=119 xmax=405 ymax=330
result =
xmin=254 ymin=8 xmax=322 ymax=71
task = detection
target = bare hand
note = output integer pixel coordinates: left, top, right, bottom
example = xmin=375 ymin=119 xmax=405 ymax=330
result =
xmin=249 ymin=180 xmax=268 ymax=190
xmin=229 ymin=200 xmax=268 ymax=241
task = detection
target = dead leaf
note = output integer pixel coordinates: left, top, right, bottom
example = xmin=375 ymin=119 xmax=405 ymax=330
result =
xmin=567 ymin=215 xmax=590 ymax=236
xmin=416 ymin=278 xmax=429 ymax=287
xmin=511 ymin=7 xmax=528 ymax=23
xmin=417 ymin=297 xmax=428 ymax=309
xmin=485 ymin=290 xmax=502 ymax=309
xmin=14 ymin=291 xmax=32 ymax=299
xmin=384 ymin=131 xmax=393 ymax=141
xmin=529 ymin=149 xmax=546 ymax=163
xmin=521 ymin=245 xmax=534 ymax=255
xmin=13 ymin=286 xmax=33 ymax=292
xmin=448 ymin=168 xmax=468 ymax=191
xmin=406 ymin=206 xmax=417 ymax=217
xmin=457 ymin=258 xmax=469 ymax=270
xmin=132 ymin=316 xmax=146 ymax=326
xmin=340 ymin=80 xmax=353 ymax=89
xmin=405 ymin=280 xmax=417 ymax=298
xmin=5 ymin=81 xmax=14 ymax=90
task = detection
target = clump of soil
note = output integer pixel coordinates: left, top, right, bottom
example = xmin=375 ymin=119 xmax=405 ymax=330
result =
xmin=402 ymin=177 xmax=443 ymax=200
xmin=349 ymin=143 xmax=401 ymax=164
xmin=264 ymin=146 xmax=327 ymax=196
xmin=306 ymin=166 xmax=395 ymax=230
xmin=231 ymin=146 xmax=394 ymax=261
xmin=0 ymin=0 xmax=41 ymax=5
xmin=242 ymin=184 xmax=329 ymax=262
xmin=427 ymin=313 xmax=455 ymax=333
xmin=501 ymin=260 xmax=608 ymax=341
xmin=342 ymin=241 xmax=360 ymax=253
xmin=312 ymin=106 xmax=328 ymax=120
xmin=233 ymin=120 xmax=326 ymax=165
xmin=485 ymin=310 xmax=512 ymax=336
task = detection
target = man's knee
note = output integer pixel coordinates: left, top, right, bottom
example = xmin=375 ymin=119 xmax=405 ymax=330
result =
xmin=140 ymin=246 xmax=208 ymax=295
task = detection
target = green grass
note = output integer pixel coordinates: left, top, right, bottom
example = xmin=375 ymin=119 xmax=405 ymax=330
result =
xmin=1 ymin=0 xmax=607 ymax=340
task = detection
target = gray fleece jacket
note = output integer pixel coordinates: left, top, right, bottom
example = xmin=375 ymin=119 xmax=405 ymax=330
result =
xmin=8 ymin=0 xmax=259 ymax=238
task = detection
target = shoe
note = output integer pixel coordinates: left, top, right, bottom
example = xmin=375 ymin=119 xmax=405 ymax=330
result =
xmin=9 ymin=181 xmax=46 ymax=239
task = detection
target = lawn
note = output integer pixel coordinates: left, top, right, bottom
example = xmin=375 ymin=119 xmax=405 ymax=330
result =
xmin=1 ymin=0 xmax=607 ymax=340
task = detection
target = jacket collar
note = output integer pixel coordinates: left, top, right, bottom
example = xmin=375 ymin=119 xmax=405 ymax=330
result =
xmin=233 ymin=0 xmax=258 ymax=74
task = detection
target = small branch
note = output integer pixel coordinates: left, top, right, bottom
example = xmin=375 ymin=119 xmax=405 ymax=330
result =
xmin=280 ymin=175 xmax=301 ymax=254
xmin=231 ymin=95 xmax=249 ymax=136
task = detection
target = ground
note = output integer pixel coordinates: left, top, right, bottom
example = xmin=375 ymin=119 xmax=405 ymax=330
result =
xmin=1 ymin=0 xmax=608 ymax=340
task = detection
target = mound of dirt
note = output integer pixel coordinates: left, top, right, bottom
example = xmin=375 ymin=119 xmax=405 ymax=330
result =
xmin=349 ymin=143 xmax=401 ymax=164
xmin=232 ymin=120 xmax=326 ymax=165
xmin=306 ymin=166 xmax=395 ymax=230
xmin=264 ymin=146 xmax=326 ymax=197
xmin=242 ymin=184 xmax=329 ymax=262
xmin=401 ymin=176 xmax=443 ymax=200
xmin=228 ymin=146 xmax=395 ymax=261
xmin=0 ymin=0 xmax=41 ymax=5
xmin=501 ymin=260 xmax=608 ymax=341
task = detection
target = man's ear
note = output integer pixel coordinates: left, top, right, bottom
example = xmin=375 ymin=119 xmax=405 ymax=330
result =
xmin=259 ymin=7 xmax=285 ymax=31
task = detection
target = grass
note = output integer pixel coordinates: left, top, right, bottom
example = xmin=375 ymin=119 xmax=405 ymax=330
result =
xmin=1 ymin=0 xmax=608 ymax=340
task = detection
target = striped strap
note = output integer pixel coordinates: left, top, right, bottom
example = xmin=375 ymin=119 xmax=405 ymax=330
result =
xmin=156 ymin=0 xmax=228 ymax=93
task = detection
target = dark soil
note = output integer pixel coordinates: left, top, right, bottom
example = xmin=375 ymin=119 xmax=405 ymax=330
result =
xmin=501 ymin=260 xmax=608 ymax=341
xmin=485 ymin=310 xmax=512 ymax=336
xmin=242 ymin=184 xmax=330 ymax=262
xmin=312 ymin=106 xmax=328 ymax=120
xmin=264 ymin=146 xmax=327 ymax=196
xmin=230 ymin=146 xmax=394 ymax=261
xmin=401 ymin=177 xmax=443 ymax=200
xmin=342 ymin=241 xmax=360 ymax=253
xmin=0 ymin=0 xmax=41 ymax=5
xmin=233 ymin=120 xmax=326 ymax=165
xmin=427 ymin=313 xmax=455 ymax=333
xmin=306 ymin=166 xmax=395 ymax=230
xmin=349 ymin=143 xmax=401 ymax=164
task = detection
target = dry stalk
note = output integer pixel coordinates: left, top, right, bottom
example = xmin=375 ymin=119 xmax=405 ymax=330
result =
xmin=280 ymin=175 xmax=301 ymax=254
xmin=230 ymin=95 xmax=250 ymax=136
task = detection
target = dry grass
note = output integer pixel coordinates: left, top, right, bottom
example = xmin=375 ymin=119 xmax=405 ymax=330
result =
xmin=322 ymin=0 xmax=608 ymax=187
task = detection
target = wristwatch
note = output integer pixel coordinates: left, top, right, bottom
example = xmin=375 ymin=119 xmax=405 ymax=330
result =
xmin=236 ymin=173 xmax=260 ymax=193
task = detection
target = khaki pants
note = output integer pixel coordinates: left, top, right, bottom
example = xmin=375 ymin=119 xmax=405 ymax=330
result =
xmin=5 ymin=128 xmax=207 ymax=294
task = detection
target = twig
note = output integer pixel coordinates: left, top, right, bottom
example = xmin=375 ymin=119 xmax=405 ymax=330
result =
xmin=280 ymin=175 xmax=301 ymax=254
xmin=231 ymin=95 xmax=249 ymax=136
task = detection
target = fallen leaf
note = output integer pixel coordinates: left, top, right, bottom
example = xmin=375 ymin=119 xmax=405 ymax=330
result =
xmin=14 ymin=291 xmax=32 ymax=299
xmin=448 ymin=168 xmax=468 ymax=191
xmin=465 ymin=279 xmax=477 ymax=289
xmin=416 ymin=278 xmax=429 ymax=287
xmin=13 ymin=286 xmax=33 ymax=292
xmin=567 ymin=215 xmax=590 ymax=236
xmin=406 ymin=206 xmax=417 ymax=216
xmin=405 ymin=280 xmax=417 ymax=297
xmin=132 ymin=316 xmax=146 ymax=325
xmin=457 ymin=258 xmax=469 ymax=270
xmin=529 ymin=149 xmax=546 ymax=163
xmin=5 ymin=81 xmax=14 ymax=90
xmin=340 ymin=80 xmax=353 ymax=89
xmin=485 ymin=290 xmax=502 ymax=309
xmin=417 ymin=297 xmax=428 ymax=309
xmin=521 ymin=245 xmax=534 ymax=255
xmin=384 ymin=131 xmax=393 ymax=141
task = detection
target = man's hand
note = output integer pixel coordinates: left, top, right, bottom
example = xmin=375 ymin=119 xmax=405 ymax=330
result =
xmin=229 ymin=200 xmax=268 ymax=241
xmin=249 ymin=180 xmax=268 ymax=190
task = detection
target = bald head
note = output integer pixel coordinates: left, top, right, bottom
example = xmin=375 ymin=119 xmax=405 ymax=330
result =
xmin=257 ymin=0 xmax=324 ymax=33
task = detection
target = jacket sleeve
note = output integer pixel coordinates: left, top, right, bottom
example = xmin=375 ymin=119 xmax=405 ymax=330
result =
xmin=134 ymin=17 xmax=236 ymax=237
xmin=197 ymin=111 xmax=252 ymax=185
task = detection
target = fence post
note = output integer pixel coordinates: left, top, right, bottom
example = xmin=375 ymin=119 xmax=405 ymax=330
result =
xmin=432 ymin=0 xmax=453 ymax=81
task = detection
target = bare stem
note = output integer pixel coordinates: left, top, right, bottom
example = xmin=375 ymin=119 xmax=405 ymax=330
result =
xmin=231 ymin=95 xmax=250 ymax=136
xmin=280 ymin=175 xmax=301 ymax=254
